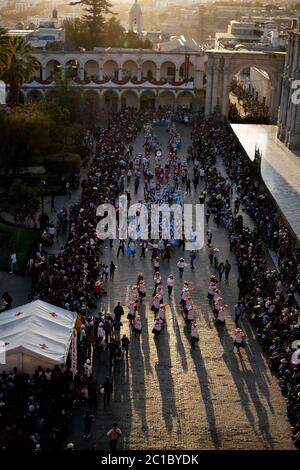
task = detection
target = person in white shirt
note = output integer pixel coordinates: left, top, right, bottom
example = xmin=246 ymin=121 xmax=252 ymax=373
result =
xmin=233 ymin=328 xmax=245 ymax=352
xmin=190 ymin=321 xmax=199 ymax=349
xmin=167 ymin=275 xmax=175 ymax=296
xmin=10 ymin=252 xmax=17 ymax=274
xmin=84 ymin=359 xmax=92 ymax=377
xmin=177 ymin=257 xmax=187 ymax=279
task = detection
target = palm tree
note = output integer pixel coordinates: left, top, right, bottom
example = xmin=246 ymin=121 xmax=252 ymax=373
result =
xmin=0 ymin=27 xmax=10 ymax=71
xmin=2 ymin=37 xmax=39 ymax=105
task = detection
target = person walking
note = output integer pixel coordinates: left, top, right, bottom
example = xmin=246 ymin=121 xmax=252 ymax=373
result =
xmin=218 ymin=262 xmax=225 ymax=282
xmin=102 ymin=376 xmax=113 ymax=407
xmin=234 ymin=302 xmax=243 ymax=327
xmin=190 ymin=321 xmax=199 ymax=349
xmin=186 ymin=178 xmax=191 ymax=194
xmin=107 ymin=423 xmax=122 ymax=451
xmin=233 ymin=328 xmax=246 ymax=353
xmin=10 ymin=251 xmax=17 ymax=274
xmin=205 ymin=209 xmax=211 ymax=224
xmin=117 ymin=240 xmax=125 ymax=258
xmin=121 ymin=334 xmax=130 ymax=359
xmin=224 ymin=260 xmax=231 ymax=281
xmin=110 ymin=261 xmax=116 ymax=280
xmin=167 ymin=275 xmax=175 ymax=296
xmin=190 ymin=251 xmax=196 ymax=270
xmin=177 ymin=257 xmax=187 ymax=279
xmin=50 ymin=192 xmax=56 ymax=213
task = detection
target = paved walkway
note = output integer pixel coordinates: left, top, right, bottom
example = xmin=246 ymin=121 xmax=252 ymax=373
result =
xmin=231 ymin=123 xmax=300 ymax=242
xmin=68 ymin=123 xmax=294 ymax=450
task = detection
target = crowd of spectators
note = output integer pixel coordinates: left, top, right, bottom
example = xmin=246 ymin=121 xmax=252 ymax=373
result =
xmin=192 ymin=118 xmax=300 ymax=446
xmin=229 ymin=79 xmax=270 ymax=124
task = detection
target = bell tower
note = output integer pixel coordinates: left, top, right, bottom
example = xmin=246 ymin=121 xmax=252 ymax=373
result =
xmin=129 ymin=0 xmax=142 ymax=35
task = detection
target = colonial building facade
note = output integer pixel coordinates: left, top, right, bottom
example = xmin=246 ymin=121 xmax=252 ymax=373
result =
xmin=22 ymin=45 xmax=207 ymax=112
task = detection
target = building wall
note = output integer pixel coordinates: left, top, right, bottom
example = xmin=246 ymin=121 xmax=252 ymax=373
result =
xmin=249 ymin=67 xmax=271 ymax=107
xmin=277 ymin=32 xmax=300 ymax=150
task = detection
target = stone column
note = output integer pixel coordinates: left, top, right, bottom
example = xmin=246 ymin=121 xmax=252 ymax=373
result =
xmin=210 ymin=57 xmax=220 ymax=116
xmin=137 ymin=67 xmax=142 ymax=81
xmin=42 ymin=67 xmax=46 ymax=80
xmin=156 ymin=67 xmax=160 ymax=81
xmin=175 ymin=68 xmax=180 ymax=81
xmin=99 ymin=67 xmax=104 ymax=80
xmin=118 ymin=68 xmax=122 ymax=80
xmin=61 ymin=66 xmax=66 ymax=80
xmin=205 ymin=58 xmax=214 ymax=117
xmin=221 ymin=64 xmax=230 ymax=119
xmin=80 ymin=67 xmax=84 ymax=81
xmin=195 ymin=70 xmax=203 ymax=89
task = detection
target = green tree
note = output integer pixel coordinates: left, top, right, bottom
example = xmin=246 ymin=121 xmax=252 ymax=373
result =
xmin=0 ymin=104 xmax=55 ymax=174
xmin=0 ymin=27 xmax=10 ymax=72
xmin=69 ymin=0 xmax=114 ymax=48
xmin=4 ymin=179 xmax=40 ymax=244
xmin=104 ymin=17 xmax=125 ymax=47
xmin=63 ymin=18 xmax=90 ymax=50
xmin=1 ymin=37 xmax=39 ymax=105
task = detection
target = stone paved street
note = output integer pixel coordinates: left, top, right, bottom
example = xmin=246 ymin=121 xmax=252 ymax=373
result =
xmin=68 ymin=123 xmax=295 ymax=450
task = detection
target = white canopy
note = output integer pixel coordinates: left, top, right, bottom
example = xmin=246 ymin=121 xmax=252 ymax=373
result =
xmin=0 ymin=300 xmax=77 ymax=373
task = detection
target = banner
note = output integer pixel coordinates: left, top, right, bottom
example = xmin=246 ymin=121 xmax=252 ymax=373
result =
xmin=184 ymin=55 xmax=190 ymax=82
xmin=71 ymin=328 xmax=77 ymax=373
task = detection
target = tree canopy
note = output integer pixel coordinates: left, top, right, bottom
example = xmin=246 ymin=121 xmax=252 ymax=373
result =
xmin=64 ymin=2 xmax=152 ymax=50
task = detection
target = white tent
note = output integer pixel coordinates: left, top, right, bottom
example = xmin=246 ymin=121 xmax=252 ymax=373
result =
xmin=0 ymin=300 xmax=77 ymax=373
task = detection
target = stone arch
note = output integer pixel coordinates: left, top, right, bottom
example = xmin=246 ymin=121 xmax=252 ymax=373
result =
xmin=84 ymin=60 xmax=99 ymax=80
xmin=65 ymin=59 xmax=80 ymax=80
xmin=120 ymin=89 xmax=139 ymax=109
xmin=142 ymin=60 xmax=157 ymax=80
xmin=160 ymin=61 xmax=176 ymax=81
xmin=45 ymin=59 xmax=61 ymax=80
xmin=103 ymin=60 xmax=119 ymax=80
xmin=177 ymin=90 xmax=195 ymax=110
xmin=103 ymin=89 xmax=119 ymax=112
xmin=158 ymin=90 xmax=176 ymax=109
xmin=140 ymin=90 xmax=156 ymax=110
xmin=227 ymin=63 xmax=276 ymax=122
xmin=121 ymin=60 xmax=138 ymax=79
xmin=26 ymin=89 xmax=44 ymax=102
xmin=205 ymin=51 xmax=285 ymax=123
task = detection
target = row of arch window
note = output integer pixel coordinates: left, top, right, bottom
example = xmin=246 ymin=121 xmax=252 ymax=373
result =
xmin=36 ymin=59 xmax=196 ymax=82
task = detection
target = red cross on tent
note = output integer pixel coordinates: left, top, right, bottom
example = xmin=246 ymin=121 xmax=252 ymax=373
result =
xmin=39 ymin=343 xmax=48 ymax=350
xmin=15 ymin=312 xmax=23 ymax=317
xmin=4 ymin=342 xmax=9 ymax=346
xmin=49 ymin=312 xmax=58 ymax=318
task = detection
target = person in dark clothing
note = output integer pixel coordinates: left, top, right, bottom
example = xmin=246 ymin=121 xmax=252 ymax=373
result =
xmin=88 ymin=379 xmax=98 ymax=410
xmin=110 ymin=261 xmax=116 ymax=279
xmin=225 ymin=260 xmax=231 ymax=281
xmin=121 ymin=334 xmax=130 ymax=359
xmin=117 ymin=240 xmax=125 ymax=257
xmin=83 ymin=410 xmax=95 ymax=439
xmin=102 ymin=376 xmax=113 ymax=407
xmin=1 ymin=291 xmax=13 ymax=310
xmin=50 ymin=192 xmax=56 ymax=213
xmin=114 ymin=302 xmax=124 ymax=321
xmin=107 ymin=341 xmax=118 ymax=368
xmin=186 ymin=178 xmax=191 ymax=194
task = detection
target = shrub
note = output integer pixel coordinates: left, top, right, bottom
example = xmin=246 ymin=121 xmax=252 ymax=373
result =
xmin=44 ymin=152 xmax=81 ymax=174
